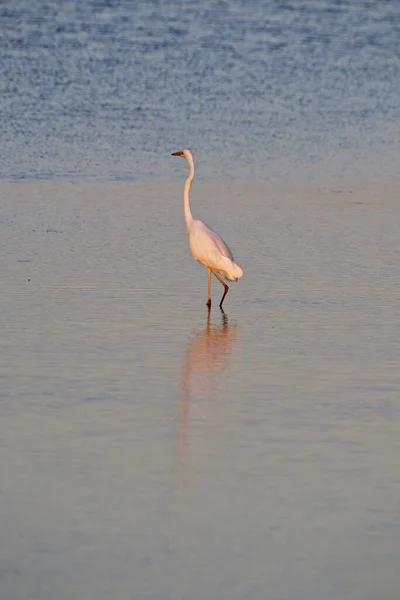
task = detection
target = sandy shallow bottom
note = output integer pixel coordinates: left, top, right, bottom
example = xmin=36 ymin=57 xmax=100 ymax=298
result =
xmin=1 ymin=179 xmax=400 ymax=600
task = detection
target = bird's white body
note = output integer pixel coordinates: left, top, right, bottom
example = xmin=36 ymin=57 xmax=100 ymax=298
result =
xmin=172 ymin=148 xmax=243 ymax=308
xmin=188 ymin=219 xmax=242 ymax=282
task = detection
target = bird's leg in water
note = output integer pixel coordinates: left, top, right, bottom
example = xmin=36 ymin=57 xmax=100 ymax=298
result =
xmin=206 ymin=268 xmax=212 ymax=307
xmin=212 ymin=270 xmax=229 ymax=308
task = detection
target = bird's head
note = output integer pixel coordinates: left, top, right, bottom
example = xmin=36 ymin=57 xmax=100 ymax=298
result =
xmin=171 ymin=149 xmax=192 ymax=160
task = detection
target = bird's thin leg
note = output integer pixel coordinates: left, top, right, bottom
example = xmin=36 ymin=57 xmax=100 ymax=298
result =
xmin=211 ymin=270 xmax=229 ymax=309
xmin=206 ymin=268 xmax=212 ymax=308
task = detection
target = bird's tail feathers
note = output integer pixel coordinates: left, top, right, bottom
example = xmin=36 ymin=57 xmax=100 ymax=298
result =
xmin=231 ymin=261 xmax=243 ymax=281
xmin=219 ymin=256 xmax=243 ymax=281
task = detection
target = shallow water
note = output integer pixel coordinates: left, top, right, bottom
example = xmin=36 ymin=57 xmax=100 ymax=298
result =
xmin=2 ymin=1 xmax=400 ymax=596
xmin=1 ymin=0 xmax=400 ymax=182
xmin=1 ymin=180 xmax=400 ymax=599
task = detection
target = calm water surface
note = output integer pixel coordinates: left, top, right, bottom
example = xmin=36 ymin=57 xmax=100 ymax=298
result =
xmin=2 ymin=1 xmax=400 ymax=598
xmin=1 ymin=180 xmax=400 ymax=599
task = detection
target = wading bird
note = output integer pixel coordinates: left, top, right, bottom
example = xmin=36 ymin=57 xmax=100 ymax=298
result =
xmin=172 ymin=149 xmax=243 ymax=309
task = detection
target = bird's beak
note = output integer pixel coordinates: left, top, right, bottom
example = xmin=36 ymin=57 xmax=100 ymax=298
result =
xmin=171 ymin=151 xmax=184 ymax=157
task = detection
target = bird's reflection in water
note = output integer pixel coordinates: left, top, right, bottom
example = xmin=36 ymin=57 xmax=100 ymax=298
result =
xmin=179 ymin=309 xmax=239 ymax=488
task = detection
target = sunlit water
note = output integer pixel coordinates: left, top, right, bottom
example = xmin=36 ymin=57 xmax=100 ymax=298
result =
xmin=2 ymin=1 xmax=400 ymax=598
xmin=1 ymin=180 xmax=400 ymax=599
xmin=1 ymin=0 xmax=400 ymax=182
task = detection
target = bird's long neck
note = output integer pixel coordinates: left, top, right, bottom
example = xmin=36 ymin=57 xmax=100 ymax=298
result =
xmin=184 ymin=155 xmax=194 ymax=230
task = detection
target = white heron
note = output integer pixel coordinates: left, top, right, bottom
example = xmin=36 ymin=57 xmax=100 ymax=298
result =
xmin=172 ymin=149 xmax=243 ymax=309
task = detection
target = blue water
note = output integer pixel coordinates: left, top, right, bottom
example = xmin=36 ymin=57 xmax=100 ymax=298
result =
xmin=1 ymin=0 xmax=399 ymax=182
